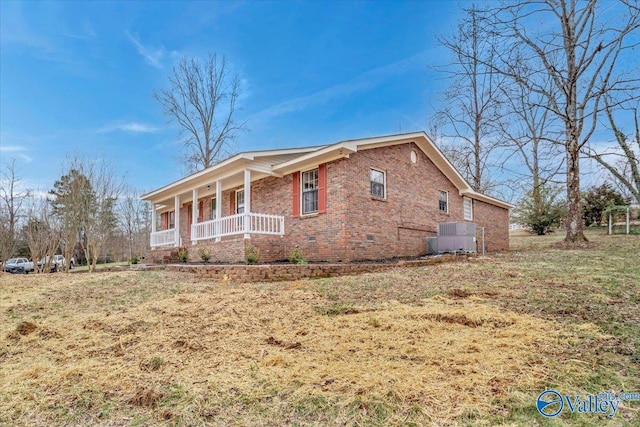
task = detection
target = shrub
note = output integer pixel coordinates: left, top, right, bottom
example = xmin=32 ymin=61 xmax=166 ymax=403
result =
xmin=513 ymin=185 xmax=566 ymax=235
xmin=582 ymin=183 xmax=626 ymax=226
xmin=288 ymin=247 xmax=308 ymax=265
xmin=198 ymin=247 xmax=211 ymax=263
xmin=129 ymin=256 xmax=139 ymax=265
xmin=246 ymin=244 xmax=261 ymax=264
xmin=177 ymin=248 xmax=189 ymax=263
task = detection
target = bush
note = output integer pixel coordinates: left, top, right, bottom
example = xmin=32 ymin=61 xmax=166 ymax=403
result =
xmin=198 ymin=247 xmax=211 ymax=263
xmin=177 ymin=248 xmax=189 ymax=263
xmin=514 ymin=185 xmax=566 ymax=235
xmin=245 ymin=244 xmax=261 ymax=264
xmin=582 ymin=183 xmax=626 ymax=226
xmin=288 ymin=247 xmax=308 ymax=265
xmin=129 ymin=256 xmax=139 ymax=265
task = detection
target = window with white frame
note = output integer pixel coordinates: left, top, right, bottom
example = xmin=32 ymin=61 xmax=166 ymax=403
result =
xmin=169 ymin=210 xmax=175 ymax=228
xmin=370 ymin=168 xmax=386 ymax=198
xmin=210 ymin=197 xmax=217 ymax=220
xmin=236 ymin=190 xmax=245 ymax=214
xmin=438 ymin=190 xmax=448 ymax=213
xmin=463 ymin=197 xmax=473 ymax=220
xmin=301 ymin=168 xmax=319 ymax=215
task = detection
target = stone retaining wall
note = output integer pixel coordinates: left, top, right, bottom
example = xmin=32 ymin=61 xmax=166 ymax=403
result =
xmin=142 ymin=254 xmax=469 ymax=283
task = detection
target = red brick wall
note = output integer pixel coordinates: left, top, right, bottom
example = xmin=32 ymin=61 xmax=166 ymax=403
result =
xmin=472 ymin=199 xmax=509 ymax=252
xmin=249 ymin=164 xmax=350 ymax=262
xmin=336 ymin=143 xmax=460 ymax=260
xmin=151 ymin=142 xmax=509 ymax=263
xmin=187 ymin=235 xmax=246 ymax=263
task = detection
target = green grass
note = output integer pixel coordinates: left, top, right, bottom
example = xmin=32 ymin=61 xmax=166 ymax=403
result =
xmin=71 ymin=261 xmax=130 ymax=272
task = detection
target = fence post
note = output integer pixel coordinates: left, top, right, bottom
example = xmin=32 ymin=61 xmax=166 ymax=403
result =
xmin=627 ymin=207 xmax=630 ymax=235
xmin=608 ymin=212 xmax=613 ymax=235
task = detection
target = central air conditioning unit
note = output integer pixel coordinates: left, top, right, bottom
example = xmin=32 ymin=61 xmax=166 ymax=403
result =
xmin=436 ymin=222 xmax=477 ymax=254
xmin=426 ymin=237 xmax=438 ymax=255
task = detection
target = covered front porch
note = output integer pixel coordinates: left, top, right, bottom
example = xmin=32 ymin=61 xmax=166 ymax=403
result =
xmin=151 ymin=212 xmax=284 ymax=248
xmin=147 ymin=167 xmax=285 ymax=250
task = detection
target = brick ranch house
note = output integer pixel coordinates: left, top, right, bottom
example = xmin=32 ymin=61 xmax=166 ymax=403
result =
xmin=141 ymin=132 xmax=512 ymax=263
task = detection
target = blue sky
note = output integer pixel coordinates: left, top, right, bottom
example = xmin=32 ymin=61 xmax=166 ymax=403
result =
xmin=1 ymin=0 xmax=459 ymax=194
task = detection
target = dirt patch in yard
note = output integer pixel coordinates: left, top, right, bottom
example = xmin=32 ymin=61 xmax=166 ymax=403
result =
xmin=1 ymin=271 xmax=580 ymax=426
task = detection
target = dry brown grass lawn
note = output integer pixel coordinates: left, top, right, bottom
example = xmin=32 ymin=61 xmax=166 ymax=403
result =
xmin=1 ymin=230 xmax=638 ymax=426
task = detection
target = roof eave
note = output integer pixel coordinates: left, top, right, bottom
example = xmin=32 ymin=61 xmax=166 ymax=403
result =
xmin=272 ymin=143 xmax=357 ymax=174
xmin=460 ymin=190 xmax=514 ymax=209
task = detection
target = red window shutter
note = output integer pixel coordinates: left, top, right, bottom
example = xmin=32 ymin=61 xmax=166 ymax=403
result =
xmin=230 ymin=192 xmax=235 ymax=214
xmin=292 ymin=171 xmax=300 ymax=218
xmin=198 ymin=200 xmax=204 ymax=222
xmin=318 ymin=163 xmax=327 ymax=213
xmin=161 ymin=212 xmax=168 ymax=230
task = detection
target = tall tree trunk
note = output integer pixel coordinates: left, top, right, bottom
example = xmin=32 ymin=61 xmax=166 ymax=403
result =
xmin=565 ymin=138 xmax=587 ymax=242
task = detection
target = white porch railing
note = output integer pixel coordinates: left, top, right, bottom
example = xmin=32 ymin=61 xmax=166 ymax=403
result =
xmin=151 ymin=228 xmax=176 ymax=247
xmin=191 ymin=212 xmax=285 ymax=241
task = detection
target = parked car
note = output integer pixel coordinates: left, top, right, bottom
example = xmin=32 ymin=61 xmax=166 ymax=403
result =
xmin=2 ymin=258 xmax=14 ymax=272
xmin=4 ymin=258 xmax=35 ymax=274
xmin=54 ymin=254 xmax=66 ymax=269
xmin=37 ymin=256 xmax=58 ymax=272
xmin=37 ymin=255 xmax=68 ymax=272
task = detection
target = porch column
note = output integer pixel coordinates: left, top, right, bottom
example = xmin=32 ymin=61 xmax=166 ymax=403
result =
xmin=215 ymin=180 xmax=222 ymax=242
xmin=151 ymin=203 xmax=157 ymax=249
xmin=191 ymin=188 xmax=198 ymax=244
xmin=244 ymin=169 xmax=251 ymax=238
xmin=174 ymin=195 xmax=181 ymax=247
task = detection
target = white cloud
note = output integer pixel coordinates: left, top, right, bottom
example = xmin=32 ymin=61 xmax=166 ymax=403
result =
xmin=0 ymin=145 xmax=33 ymax=162
xmin=97 ymin=121 xmax=159 ymax=134
xmin=0 ymin=145 xmax=26 ymax=152
xmin=249 ymin=50 xmax=431 ymax=122
xmin=125 ymin=31 xmax=165 ymax=69
xmin=64 ymin=21 xmax=97 ymax=41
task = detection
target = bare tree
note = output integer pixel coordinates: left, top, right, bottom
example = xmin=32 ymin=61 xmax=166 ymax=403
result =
xmin=118 ymin=187 xmax=151 ymax=263
xmin=488 ymin=0 xmax=640 ymax=243
xmin=499 ymin=77 xmax=565 ymax=215
xmin=154 ymin=53 xmax=246 ymax=172
xmin=436 ymin=4 xmax=506 ymax=194
xmin=0 ymin=160 xmax=29 ymax=263
xmin=24 ymin=197 xmax=60 ymax=273
xmin=584 ymin=99 xmax=640 ymax=204
xmin=83 ymin=160 xmax=123 ymax=272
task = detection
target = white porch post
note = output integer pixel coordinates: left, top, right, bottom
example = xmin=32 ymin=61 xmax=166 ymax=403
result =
xmin=215 ymin=180 xmax=222 ymax=242
xmin=151 ymin=203 xmax=157 ymax=249
xmin=191 ymin=188 xmax=198 ymax=244
xmin=244 ymin=169 xmax=251 ymax=238
xmin=174 ymin=195 xmax=181 ymax=247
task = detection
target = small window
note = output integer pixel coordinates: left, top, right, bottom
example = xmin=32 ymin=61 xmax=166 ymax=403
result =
xmin=236 ymin=190 xmax=245 ymax=214
xmin=302 ymin=168 xmax=319 ymax=214
xmin=463 ymin=197 xmax=473 ymax=220
xmin=169 ymin=211 xmax=175 ymax=228
xmin=438 ymin=190 xmax=448 ymax=213
xmin=370 ymin=169 xmax=386 ymax=198
xmin=210 ymin=197 xmax=217 ymax=220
